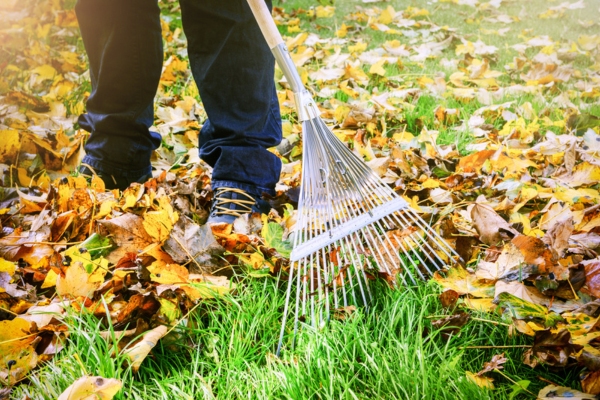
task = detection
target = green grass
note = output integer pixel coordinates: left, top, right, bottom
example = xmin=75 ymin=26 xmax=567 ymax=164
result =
xmin=12 ymin=278 xmax=580 ymax=399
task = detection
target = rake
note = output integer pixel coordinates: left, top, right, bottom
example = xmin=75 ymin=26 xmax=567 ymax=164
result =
xmin=246 ymin=0 xmax=458 ymax=355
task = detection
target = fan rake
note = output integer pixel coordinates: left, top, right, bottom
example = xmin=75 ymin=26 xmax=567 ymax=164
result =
xmin=245 ymin=0 xmax=459 ymax=355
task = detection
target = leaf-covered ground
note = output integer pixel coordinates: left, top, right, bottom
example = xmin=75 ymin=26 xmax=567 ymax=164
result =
xmin=1 ymin=0 xmax=600 ymax=398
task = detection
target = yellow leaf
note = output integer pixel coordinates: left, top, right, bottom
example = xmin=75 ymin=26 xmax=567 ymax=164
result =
xmin=41 ymin=269 xmax=58 ymax=288
xmin=58 ymin=376 xmax=122 ymax=400
xmin=433 ymin=265 xmax=496 ymax=298
xmin=123 ymin=326 xmax=168 ymax=373
xmin=0 ymin=258 xmax=16 ymax=276
xmin=0 ymin=129 xmax=20 ymax=163
xmin=56 ymin=261 xmax=106 ymax=299
xmin=182 ymin=277 xmax=233 ymax=300
xmin=456 ymin=41 xmax=474 ymax=56
xmin=421 ymin=178 xmax=440 ymax=189
xmin=286 ymin=32 xmax=308 ymax=51
xmin=95 ymin=200 xmax=116 ymax=220
xmin=348 ymin=42 xmax=368 ymax=54
xmin=31 ymin=64 xmax=57 ymax=85
xmin=287 ymin=25 xmax=300 ymax=33
xmin=143 ymin=209 xmax=176 ymax=242
xmin=334 ymin=105 xmax=351 ymax=124
xmin=392 ymin=131 xmax=415 ymax=143
xmin=369 ymin=59 xmax=387 ymax=77
xmin=147 ymin=261 xmax=189 ymax=284
xmin=463 ymin=298 xmax=496 ymax=313
xmin=0 ymin=318 xmax=38 ymax=382
xmin=378 ymin=6 xmax=395 ymax=24
xmin=466 ymin=371 xmax=494 ymax=389
xmin=344 ymin=65 xmax=369 ymax=85
xmin=238 ymin=252 xmax=267 ymax=270
xmin=336 ymin=23 xmax=348 ymax=38
xmin=315 ymin=5 xmax=335 ymax=18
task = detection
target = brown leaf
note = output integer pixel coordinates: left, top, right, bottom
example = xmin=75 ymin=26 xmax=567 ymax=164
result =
xmin=116 ymin=294 xmax=161 ymax=324
xmin=333 ymin=305 xmax=357 ymax=321
xmin=582 ymin=370 xmax=600 ymax=395
xmin=512 ymin=235 xmax=567 ymax=279
xmin=98 ymin=214 xmax=154 ymax=264
xmin=543 ymin=217 xmax=574 ymax=259
xmin=476 ymin=353 xmax=507 ymax=376
xmin=471 ymin=204 xmax=518 ymax=246
xmin=431 ymin=312 xmax=470 ymax=340
xmin=584 ymin=260 xmax=600 ymax=298
xmin=523 ymin=329 xmax=582 ymax=368
xmin=162 ymin=216 xmax=225 ymax=274
xmin=439 ymin=289 xmax=459 ymax=309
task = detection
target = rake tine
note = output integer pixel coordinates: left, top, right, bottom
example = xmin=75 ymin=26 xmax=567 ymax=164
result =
xmin=399 ymin=210 xmax=459 ymax=262
xmin=276 ymin=257 xmax=296 ymax=356
xmin=386 ymin=213 xmax=448 ymax=272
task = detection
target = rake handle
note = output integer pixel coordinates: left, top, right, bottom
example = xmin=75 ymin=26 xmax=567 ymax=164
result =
xmin=246 ymin=0 xmax=284 ymax=49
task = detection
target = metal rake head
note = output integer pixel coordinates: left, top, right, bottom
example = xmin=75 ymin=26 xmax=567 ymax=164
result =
xmin=276 ymin=94 xmax=459 ymax=355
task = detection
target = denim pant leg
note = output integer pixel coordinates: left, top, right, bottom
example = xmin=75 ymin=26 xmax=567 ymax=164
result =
xmin=75 ymin=0 xmax=163 ymax=180
xmin=179 ymin=0 xmax=282 ymax=197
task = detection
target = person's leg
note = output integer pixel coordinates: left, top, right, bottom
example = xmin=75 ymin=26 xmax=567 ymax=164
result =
xmin=75 ymin=0 xmax=163 ymax=189
xmin=179 ymin=0 xmax=282 ymax=200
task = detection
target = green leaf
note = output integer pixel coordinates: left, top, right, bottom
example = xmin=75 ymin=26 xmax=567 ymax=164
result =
xmin=261 ymin=222 xmax=292 ymax=258
xmin=508 ymin=380 xmax=530 ymax=400
xmin=79 ymin=233 xmax=112 ymax=259
xmin=496 ymin=292 xmax=562 ymax=327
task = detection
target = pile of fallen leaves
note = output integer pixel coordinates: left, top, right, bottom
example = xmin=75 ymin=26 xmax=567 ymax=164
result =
xmin=2 ymin=0 xmax=600 ymax=398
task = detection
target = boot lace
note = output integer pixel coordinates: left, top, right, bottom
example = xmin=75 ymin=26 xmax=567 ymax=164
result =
xmin=212 ymin=187 xmax=255 ymax=218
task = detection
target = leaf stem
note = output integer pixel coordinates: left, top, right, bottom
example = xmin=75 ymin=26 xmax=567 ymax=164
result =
xmin=494 ymin=369 xmax=536 ymax=397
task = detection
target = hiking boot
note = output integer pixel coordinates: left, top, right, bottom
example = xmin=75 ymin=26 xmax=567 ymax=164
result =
xmin=207 ymin=187 xmax=270 ymax=225
xmin=79 ymin=165 xmax=152 ymax=191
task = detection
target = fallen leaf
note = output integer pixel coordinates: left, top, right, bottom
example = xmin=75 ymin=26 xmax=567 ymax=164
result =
xmin=584 ymin=260 xmax=600 ymax=298
xmin=523 ymin=329 xmax=582 ymax=368
xmin=582 ymin=370 xmax=600 ymax=395
xmin=56 ymin=260 xmax=107 ymax=299
xmin=439 ymin=289 xmax=459 ymax=309
xmin=433 ymin=265 xmax=496 ymax=298
xmin=123 ymin=325 xmax=168 ymax=373
xmin=465 ymin=371 xmax=494 ymax=389
xmin=543 ymin=217 xmax=574 ymax=259
xmin=477 ymin=353 xmax=507 ymax=376
xmin=537 ymin=384 xmax=594 ymax=400
xmin=162 ymin=216 xmax=225 ymax=273
xmin=495 ymin=291 xmax=562 ymax=327
xmin=0 ymin=318 xmax=38 ymax=383
xmin=475 ymin=243 xmax=525 ymax=281
xmin=57 ymin=376 xmax=122 ymax=400
xmin=471 ymin=203 xmax=518 ymax=246
xmin=98 ymin=214 xmax=155 ymax=263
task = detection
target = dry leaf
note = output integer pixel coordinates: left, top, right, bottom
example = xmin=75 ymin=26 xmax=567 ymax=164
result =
xmin=471 ymin=203 xmax=518 ymax=246
xmin=123 ymin=325 xmax=168 ymax=372
xmin=537 ymin=384 xmax=595 ymax=400
xmin=57 ymin=376 xmax=122 ymax=400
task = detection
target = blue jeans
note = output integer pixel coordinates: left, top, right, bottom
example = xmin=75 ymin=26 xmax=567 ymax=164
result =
xmin=75 ymin=0 xmax=282 ymax=196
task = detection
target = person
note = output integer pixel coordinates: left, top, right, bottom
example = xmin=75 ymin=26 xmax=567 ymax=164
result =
xmin=75 ymin=0 xmax=282 ymax=224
